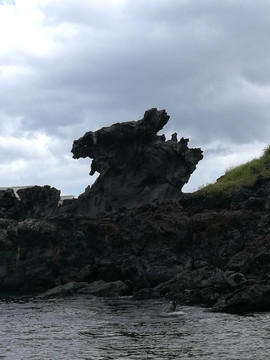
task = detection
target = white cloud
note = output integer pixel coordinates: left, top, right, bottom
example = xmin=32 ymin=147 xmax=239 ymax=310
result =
xmin=0 ymin=0 xmax=53 ymax=55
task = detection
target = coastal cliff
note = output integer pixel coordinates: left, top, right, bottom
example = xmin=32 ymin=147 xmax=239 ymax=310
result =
xmin=0 ymin=109 xmax=269 ymax=314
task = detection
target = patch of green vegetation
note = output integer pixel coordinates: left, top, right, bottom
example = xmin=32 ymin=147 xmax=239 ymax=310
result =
xmin=197 ymin=145 xmax=270 ymax=195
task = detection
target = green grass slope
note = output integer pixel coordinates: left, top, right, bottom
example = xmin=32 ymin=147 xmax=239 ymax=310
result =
xmin=198 ymin=146 xmax=270 ymax=194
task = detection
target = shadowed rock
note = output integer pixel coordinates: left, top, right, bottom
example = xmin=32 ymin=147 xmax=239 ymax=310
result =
xmin=1 ymin=178 xmax=270 ymax=313
xmin=0 ymin=186 xmax=60 ymax=220
xmin=0 ymin=189 xmax=19 ymax=219
xmin=17 ymin=186 xmax=60 ymax=219
xmin=72 ymin=108 xmax=203 ymax=215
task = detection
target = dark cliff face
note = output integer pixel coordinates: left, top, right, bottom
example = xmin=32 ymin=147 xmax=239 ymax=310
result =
xmin=0 ymin=179 xmax=269 ymax=313
xmin=72 ymin=108 xmax=203 ymax=216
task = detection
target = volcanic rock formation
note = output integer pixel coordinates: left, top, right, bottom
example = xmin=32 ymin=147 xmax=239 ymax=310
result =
xmin=0 ymin=185 xmax=60 ymax=220
xmin=72 ymin=108 xmax=203 ymax=215
xmin=1 ymin=179 xmax=270 ymax=313
xmin=2 ymin=108 xmax=268 ymax=314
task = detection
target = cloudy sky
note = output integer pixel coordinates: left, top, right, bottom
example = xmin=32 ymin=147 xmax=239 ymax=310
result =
xmin=1 ymin=0 xmax=270 ymax=196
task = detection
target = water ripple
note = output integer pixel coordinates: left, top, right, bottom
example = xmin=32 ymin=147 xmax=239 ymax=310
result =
xmin=0 ymin=296 xmax=269 ymax=359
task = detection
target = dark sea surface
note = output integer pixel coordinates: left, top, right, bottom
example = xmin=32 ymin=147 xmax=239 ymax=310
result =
xmin=0 ymin=295 xmax=269 ymax=359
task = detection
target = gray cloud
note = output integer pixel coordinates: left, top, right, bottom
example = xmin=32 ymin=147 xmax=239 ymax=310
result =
xmin=1 ymin=0 xmax=270 ymax=194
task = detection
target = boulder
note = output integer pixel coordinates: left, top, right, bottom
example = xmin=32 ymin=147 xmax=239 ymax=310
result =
xmin=38 ymin=280 xmax=131 ymax=298
xmin=212 ymin=283 xmax=270 ymax=313
xmin=37 ymin=282 xmax=89 ymax=298
xmin=79 ymin=279 xmax=131 ymax=297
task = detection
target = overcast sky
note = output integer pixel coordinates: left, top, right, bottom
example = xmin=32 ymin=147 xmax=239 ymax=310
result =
xmin=1 ymin=0 xmax=270 ymax=196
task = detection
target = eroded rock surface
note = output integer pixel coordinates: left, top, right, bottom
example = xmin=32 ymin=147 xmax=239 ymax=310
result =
xmin=0 ymin=179 xmax=270 ymax=313
xmin=0 ymin=186 xmax=60 ymax=220
xmin=72 ymin=108 xmax=203 ymax=215
xmin=1 ymin=109 xmax=269 ymax=314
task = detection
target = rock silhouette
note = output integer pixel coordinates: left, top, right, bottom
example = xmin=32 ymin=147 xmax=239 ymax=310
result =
xmin=72 ymin=108 xmax=203 ymax=215
xmin=1 ymin=109 xmax=269 ymax=314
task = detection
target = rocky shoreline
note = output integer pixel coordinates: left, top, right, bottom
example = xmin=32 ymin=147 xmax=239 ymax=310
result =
xmin=1 ymin=109 xmax=269 ymax=314
xmin=0 ymin=176 xmax=269 ymax=314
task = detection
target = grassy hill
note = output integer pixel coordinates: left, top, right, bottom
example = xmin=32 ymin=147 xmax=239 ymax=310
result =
xmin=197 ymin=145 xmax=270 ymax=194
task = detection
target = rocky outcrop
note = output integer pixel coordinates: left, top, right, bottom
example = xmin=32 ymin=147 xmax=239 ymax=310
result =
xmin=0 ymin=189 xmax=19 ymax=219
xmin=72 ymin=108 xmax=203 ymax=215
xmin=17 ymin=186 xmax=60 ymax=219
xmin=0 ymin=178 xmax=269 ymax=313
xmin=0 ymin=108 xmax=269 ymax=314
xmin=0 ymin=186 xmax=60 ymax=220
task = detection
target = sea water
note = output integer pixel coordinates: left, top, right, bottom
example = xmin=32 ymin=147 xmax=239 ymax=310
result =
xmin=0 ymin=295 xmax=269 ymax=359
